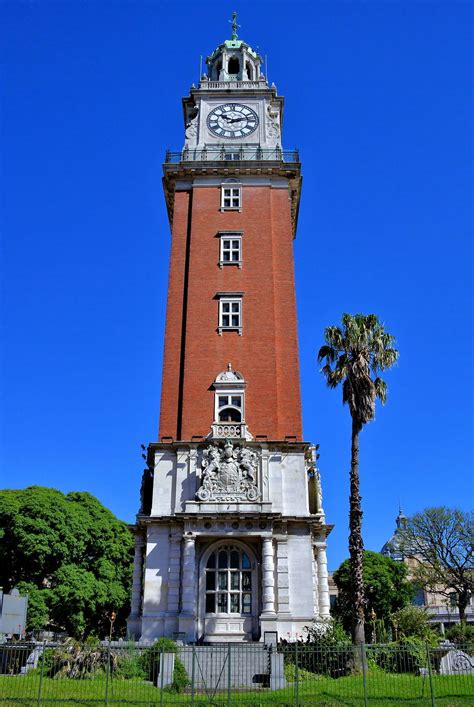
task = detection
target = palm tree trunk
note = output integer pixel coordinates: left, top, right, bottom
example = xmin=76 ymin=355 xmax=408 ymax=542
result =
xmin=349 ymin=416 xmax=366 ymax=646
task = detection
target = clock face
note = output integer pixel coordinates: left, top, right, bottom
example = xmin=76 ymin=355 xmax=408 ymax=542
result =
xmin=207 ymin=103 xmax=259 ymax=139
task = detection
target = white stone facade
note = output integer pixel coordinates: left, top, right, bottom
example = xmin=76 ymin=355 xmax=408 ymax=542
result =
xmin=128 ymin=441 xmax=331 ymax=643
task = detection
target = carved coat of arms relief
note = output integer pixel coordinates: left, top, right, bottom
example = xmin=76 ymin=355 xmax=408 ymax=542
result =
xmin=196 ymin=440 xmax=260 ymax=502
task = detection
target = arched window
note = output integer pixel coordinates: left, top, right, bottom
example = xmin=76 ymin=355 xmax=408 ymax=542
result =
xmin=205 ymin=545 xmax=252 ymax=614
xmin=245 ymin=61 xmax=253 ymax=80
xmin=228 ymin=57 xmax=240 ymax=75
xmin=217 ymin=394 xmax=242 ymax=422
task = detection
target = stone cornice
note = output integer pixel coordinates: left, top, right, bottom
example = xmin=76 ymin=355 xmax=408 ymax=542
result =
xmin=162 ymin=161 xmax=302 ymax=238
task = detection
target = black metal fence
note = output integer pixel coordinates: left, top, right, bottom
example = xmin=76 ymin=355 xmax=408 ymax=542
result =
xmin=164 ymin=147 xmax=300 ymax=164
xmin=0 ymin=640 xmax=473 ymax=705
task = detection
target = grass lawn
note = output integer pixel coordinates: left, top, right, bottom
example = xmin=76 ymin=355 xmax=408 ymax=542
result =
xmin=0 ymin=672 xmax=472 ymax=705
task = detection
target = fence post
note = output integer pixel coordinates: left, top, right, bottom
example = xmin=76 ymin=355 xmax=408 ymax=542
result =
xmin=361 ymin=643 xmax=368 ymax=707
xmin=427 ymin=643 xmax=435 ymax=707
xmin=191 ymin=647 xmax=195 ymax=706
xmin=37 ymin=641 xmax=45 ymax=707
xmin=295 ymin=642 xmax=299 ymax=707
xmin=159 ymin=648 xmax=164 ymax=707
xmin=227 ymin=643 xmax=232 ymax=706
xmin=104 ymin=641 xmax=110 ymax=706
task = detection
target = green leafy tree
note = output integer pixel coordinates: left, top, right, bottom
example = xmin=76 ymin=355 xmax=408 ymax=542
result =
xmin=318 ymin=313 xmax=398 ymax=644
xmin=390 ymin=605 xmax=438 ymax=642
xmin=0 ymin=487 xmax=134 ymax=638
xmin=398 ymin=507 xmax=474 ymax=623
xmin=333 ymin=551 xmax=412 ymax=639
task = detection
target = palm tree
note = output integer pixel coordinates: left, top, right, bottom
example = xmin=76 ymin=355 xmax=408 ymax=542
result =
xmin=318 ymin=313 xmax=399 ymax=645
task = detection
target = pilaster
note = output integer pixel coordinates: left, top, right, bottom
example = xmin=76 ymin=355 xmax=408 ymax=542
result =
xmin=178 ymin=533 xmax=197 ymax=642
xmin=261 ymin=537 xmax=276 ymax=614
xmin=127 ymin=533 xmax=145 ymax=638
xmin=314 ymin=537 xmax=330 ymax=619
xmin=275 ymin=536 xmax=290 ymax=616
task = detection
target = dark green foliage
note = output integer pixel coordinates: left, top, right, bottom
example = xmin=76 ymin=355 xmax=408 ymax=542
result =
xmin=0 ymin=487 xmax=134 ymax=638
xmin=305 ymin=618 xmax=352 ymax=647
xmin=112 ymin=643 xmax=147 ymax=680
xmin=140 ymin=639 xmax=189 ymax=693
xmin=333 ymin=551 xmax=414 ymax=635
xmin=282 ymin=620 xmax=354 ymax=679
xmin=367 ymin=638 xmax=428 ymax=674
xmin=445 ymin=622 xmax=474 ymax=647
xmin=166 ymin=656 xmax=190 ymax=693
xmin=391 ymin=605 xmax=438 ymax=642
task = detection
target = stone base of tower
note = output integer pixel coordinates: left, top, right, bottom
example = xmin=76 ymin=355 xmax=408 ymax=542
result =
xmin=127 ymin=440 xmax=332 ymax=644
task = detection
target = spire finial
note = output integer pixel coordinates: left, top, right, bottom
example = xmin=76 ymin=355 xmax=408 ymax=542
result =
xmin=229 ymin=11 xmax=240 ymax=40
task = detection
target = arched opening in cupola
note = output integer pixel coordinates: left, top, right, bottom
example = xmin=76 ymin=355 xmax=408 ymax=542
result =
xmin=245 ymin=61 xmax=253 ymax=80
xmin=228 ymin=57 xmax=240 ymax=75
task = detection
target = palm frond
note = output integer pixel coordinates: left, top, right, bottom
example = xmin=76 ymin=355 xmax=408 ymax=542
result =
xmin=374 ymin=377 xmax=388 ymax=404
xmin=317 ymin=313 xmax=398 ymax=424
xmin=317 ymin=345 xmax=337 ymax=364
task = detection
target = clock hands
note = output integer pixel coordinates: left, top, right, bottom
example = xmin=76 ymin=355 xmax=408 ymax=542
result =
xmin=222 ymin=115 xmax=246 ymax=124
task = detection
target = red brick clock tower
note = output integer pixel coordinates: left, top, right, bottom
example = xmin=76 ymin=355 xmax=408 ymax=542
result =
xmin=128 ymin=18 xmax=331 ymax=645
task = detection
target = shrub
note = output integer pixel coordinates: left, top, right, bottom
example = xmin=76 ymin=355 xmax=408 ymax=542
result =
xmin=44 ymin=639 xmax=107 ymax=679
xmin=283 ymin=662 xmax=317 ymax=682
xmin=140 ymin=638 xmax=189 ymax=693
xmin=391 ymin=605 xmax=438 ymax=642
xmin=281 ymin=620 xmax=354 ymax=679
xmin=114 ymin=644 xmax=147 ymax=680
xmin=445 ymin=623 xmax=474 ymax=647
xmin=367 ymin=637 xmax=428 ymax=674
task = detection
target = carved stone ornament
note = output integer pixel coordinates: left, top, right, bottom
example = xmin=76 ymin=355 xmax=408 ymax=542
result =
xmin=185 ymin=107 xmax=199 ymax=140
xmin=196 ymin=440 xmax=260 ymax=503
xmin=266 ymin=104 xmax=280 ymax=139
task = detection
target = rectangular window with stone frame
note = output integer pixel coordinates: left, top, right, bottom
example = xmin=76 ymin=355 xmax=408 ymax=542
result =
xmin=221 ymin=184 xmax=241 ymax=210
xmin=218 ymin=297 xmax=242 ymax=334
xmin=219 ymin=232 xmax=242 ymax=268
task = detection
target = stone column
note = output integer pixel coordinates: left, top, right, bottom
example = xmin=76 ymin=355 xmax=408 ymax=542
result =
xmin=178 ymin=533 xmax=197 ymax=642
xmin=314 ymin=539 xmax=330 ymax=618
xmin=262 ymin=537 xmax=276 ymax=614
xmin=180 ymin=534 xmax=197 ymax=617
xmin=127 ymin=533 xmax=145 ymax=637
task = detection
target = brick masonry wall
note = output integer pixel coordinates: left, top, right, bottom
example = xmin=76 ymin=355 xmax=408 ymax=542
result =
xmin=158 ymin=183 xmax=303 ymax=441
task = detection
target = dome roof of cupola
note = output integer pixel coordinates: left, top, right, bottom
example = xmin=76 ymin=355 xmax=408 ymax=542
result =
xmin=207 ymin=38 xmax=261 ymax=62
xmin=381 ymin=507 xmax=407 ymax=561
xmin=205 ymin=13 xmax=264 ymax=83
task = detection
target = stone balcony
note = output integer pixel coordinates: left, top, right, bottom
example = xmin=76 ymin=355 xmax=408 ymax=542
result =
xmin=210 ymin=422 xmax=250 ymax=440
xmin=164 ymin=146 xmax=299 ymax=164
xmin=198 ymin=79 xmax=269 ymax=91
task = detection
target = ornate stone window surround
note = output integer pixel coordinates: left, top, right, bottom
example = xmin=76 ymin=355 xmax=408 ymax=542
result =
xmin=211 ymin=365 xmax=250 ymax=440
xmin=198 ymin=539 xmax=258 ymax=619
xmin=220 ymin=179 xmax=242 ymax=211
xmin=216 ymin=291 xmax=243 ymax=335
xmin=218 ymin=231 xmax=243 ymax=268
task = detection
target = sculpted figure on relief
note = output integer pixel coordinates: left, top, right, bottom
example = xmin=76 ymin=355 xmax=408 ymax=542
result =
xmin=197 ymin=440 xmax=260 ymax=502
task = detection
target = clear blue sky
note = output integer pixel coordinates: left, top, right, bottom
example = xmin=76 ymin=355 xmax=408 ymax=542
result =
xmin=1 ymin=1 xmax=472 ymax=570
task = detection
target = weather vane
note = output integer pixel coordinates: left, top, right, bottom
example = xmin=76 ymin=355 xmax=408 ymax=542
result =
xmin=229 ymin=11 xmax=240 ymax=40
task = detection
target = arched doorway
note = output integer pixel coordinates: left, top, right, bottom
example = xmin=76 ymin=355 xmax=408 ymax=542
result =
xmin=198 ymin=540 xmax=259 ymax=642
